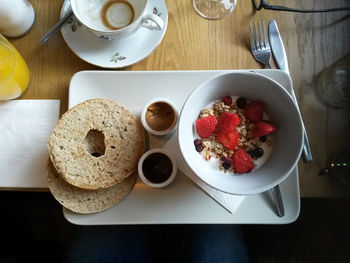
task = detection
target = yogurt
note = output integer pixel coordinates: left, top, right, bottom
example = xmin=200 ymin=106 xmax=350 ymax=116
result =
xmin=194 ymin=96 xmax=274 ymax=173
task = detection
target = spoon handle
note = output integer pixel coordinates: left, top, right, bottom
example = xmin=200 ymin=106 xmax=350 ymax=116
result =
xmin=40 ymin=9 xmax=73 ymax=44
xmin=272 ymin=185 xmax=285 ymax=217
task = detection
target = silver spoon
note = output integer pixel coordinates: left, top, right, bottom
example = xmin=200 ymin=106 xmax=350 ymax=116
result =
xmin=40 ymin=8 xmax=73 ymax=44
xmin=271 ymin=185 xmax=284 ymax=217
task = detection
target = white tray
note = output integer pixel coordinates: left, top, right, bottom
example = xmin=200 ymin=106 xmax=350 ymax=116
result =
xmin=64 ymin=70 xmax=300 ymax=225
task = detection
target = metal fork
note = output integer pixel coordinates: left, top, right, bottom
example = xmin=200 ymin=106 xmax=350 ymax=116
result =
xmin=249 ymin=20 xmax=285 ymax=217
xmin=250 ymin=20 xmax=271 ymax=69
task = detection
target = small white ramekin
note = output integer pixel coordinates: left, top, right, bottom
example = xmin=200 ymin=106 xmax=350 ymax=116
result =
xmin=141 ymin=98 xmax=178 ymax=136
xmin=138 ymin=148 xmax=177 ymax=188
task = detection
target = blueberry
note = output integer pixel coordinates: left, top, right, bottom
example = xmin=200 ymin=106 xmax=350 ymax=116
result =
xmin=253 ymin=147 xmax=264 ymax=158
xmin=222 ymin=161 xmax=231 ymax=170
xmin=260 ymin=136 xmax=267 ymax=143
xmin=236 ymin=97 xmax=247 ymax=109
xmin=220 ymin=156 xmax=232 ymax=164
xmin=247 ymin=149 xmax=255 ymax=158
xmin=221 ymin=157 xmax=232 ymax=165
xmin=194 ymin=139 xmax=202 ymax=146
xmin=195 ymin=145 xmax=204 ymax=152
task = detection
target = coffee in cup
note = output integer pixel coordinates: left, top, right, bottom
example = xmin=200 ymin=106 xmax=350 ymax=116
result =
xmin=71 ymin=0 xmax=164 ymax=39
xmin=101 ymin=0 xmax=135 ymax=30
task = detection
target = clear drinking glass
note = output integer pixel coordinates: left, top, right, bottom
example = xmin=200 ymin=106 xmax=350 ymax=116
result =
xmin=316 ymin=54 xmax=350 ymax=108
xmin=0 ymin=33 xmax=30 ymax=100
xmin=193 ymin=0 xmax=237 ymax=20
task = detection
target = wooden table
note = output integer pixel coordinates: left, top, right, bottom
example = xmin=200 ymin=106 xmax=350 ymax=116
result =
xmin=9 ymin=0 xmax=350 ymax=198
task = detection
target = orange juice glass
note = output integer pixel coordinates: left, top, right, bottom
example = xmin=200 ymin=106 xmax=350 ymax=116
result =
xmin=0 ymin=33 xmax=30 ymax=100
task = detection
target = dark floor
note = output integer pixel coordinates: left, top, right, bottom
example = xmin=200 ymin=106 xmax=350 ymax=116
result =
xmin=0 ymin=191 xmax=349 ymax=263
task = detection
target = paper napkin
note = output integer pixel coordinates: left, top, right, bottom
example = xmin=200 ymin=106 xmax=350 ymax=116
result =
xmin=0 ymin=100 xmax=60 ymax=188
xmin=162 ymin=133 xmax=245 ymax=214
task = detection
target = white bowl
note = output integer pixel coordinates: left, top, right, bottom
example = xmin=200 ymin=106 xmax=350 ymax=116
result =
xmin=141 ymin=98 xmax=178 ymax=136
xmin=178 ymin=72 xmax=304 ymax=195
xmin=138 ymin=148 xmax=177 ymax=188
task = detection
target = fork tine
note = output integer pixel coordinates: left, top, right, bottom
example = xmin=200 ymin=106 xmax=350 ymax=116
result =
xmin=254 ymin=21 xmax=260 ymax=50
xmin=258 ymin=20 xmax=264 ymax=49
xmin=249 ymin=20 xmax=271 ymax=68
xmin=263 ymin=20 xmax=269 ymax=49
xmin=249 ymin=23 xmax=256 ymax=51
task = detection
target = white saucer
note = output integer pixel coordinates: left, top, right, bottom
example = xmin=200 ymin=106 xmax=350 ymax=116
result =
xmin=60 ymin=0 xmax=168 ymax=68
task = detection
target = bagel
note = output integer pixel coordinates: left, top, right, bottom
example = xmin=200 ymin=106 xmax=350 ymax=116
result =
xmin=47 ymin=160 xmax=136 ymax=214
xmin=48 ymin=99 xmax=145 ymax=190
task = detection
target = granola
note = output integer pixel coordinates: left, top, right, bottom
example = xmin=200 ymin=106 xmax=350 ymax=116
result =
xmin=194 ymin=96 xmax=276 ymax=174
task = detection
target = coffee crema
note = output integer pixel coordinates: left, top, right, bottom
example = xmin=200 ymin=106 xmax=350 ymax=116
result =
xmin=101 ymin=0 xmax=135 ymax=30
xmin=145 ymin=101 xmax=176 ymax=131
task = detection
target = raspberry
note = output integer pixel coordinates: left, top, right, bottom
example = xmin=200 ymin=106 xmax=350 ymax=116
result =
xmin=217 ymin=113 xmax=240 ymax=134
xmin=222 ymin=96 xmax=232 ymax=105
xmin=195 ymin=115 xmax=217 ymax=138
xmin=244 ymin=101 xmax=264 ymax=123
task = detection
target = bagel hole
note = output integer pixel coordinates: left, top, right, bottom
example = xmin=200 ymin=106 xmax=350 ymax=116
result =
xmin=83 ymin=129 xmax=106 ymax=158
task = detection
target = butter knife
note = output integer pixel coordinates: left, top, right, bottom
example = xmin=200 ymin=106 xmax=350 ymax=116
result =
xmin=268 ymin=20 xmax=313 ymax=162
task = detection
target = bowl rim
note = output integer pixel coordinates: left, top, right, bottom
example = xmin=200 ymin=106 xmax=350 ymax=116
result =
xmin=178 ymin=71 xmax=304 ymax=195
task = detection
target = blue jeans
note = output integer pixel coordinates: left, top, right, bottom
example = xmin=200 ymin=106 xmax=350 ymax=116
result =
xmin=64 ymin=225 xmax=249 ymax=263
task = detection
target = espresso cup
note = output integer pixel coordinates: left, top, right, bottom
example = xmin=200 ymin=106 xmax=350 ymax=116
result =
xmin=71 ymin=0 xmax=164 ymax=39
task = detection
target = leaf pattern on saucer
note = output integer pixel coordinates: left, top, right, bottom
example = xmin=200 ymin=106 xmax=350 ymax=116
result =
xmin=153 ymin=7 xmax=162 ymax=17
xmin=111 ymin=53 xmax=126 ymax=63
xmin=100 ymin=35 xmax=113 ymax=40
xmin=67 ymin=16 xmax=82 ymax=32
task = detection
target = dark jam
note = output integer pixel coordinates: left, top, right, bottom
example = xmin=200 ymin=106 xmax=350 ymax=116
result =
xmin=142 ymin=153 xmax=173 ymax=183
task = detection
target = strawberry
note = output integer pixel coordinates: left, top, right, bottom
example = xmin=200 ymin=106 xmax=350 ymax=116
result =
xmin=217 ymin=113 xmax=240 ymax=134
xmin=233 ymin=149 xmax=254 ymax=174
xmin=244 ymin=101 xmax=264 ymax=123
xmin=252 ymin=121 xmax=277 ymax=138
xmin=217 ymin=131 xmax=239 ymax=150
xmin=195 ymin=115 xmax=217 ymax=138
